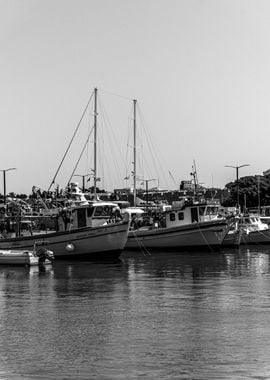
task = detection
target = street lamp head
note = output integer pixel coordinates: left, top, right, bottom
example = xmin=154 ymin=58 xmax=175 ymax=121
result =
xmin=225 ymin=164 xmax=250 ymax=169
xmin=238 ymin=164 xmax=250 ymax=169
xmin=225 ymin=163 xmax=250 ymax=214
xmin=0 ymin=167 xmax=17 ymax=172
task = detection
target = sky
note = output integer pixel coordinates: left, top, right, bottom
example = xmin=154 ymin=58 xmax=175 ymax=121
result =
xmin=1 ymin=0 xmax=270 ymax=195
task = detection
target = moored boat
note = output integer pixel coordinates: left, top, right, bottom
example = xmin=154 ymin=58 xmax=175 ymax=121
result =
xmin=223 ymin=214 xmax=270 ymax=246
xmin=0 ymin=88 xmax=130 ymax=260
xmin=0 ymin=200 xmax=130 ymax=259
xmin=125 ymin=199 xmax=230 ymax=250
xmin=0 ymin=245 xmax=54 ymax=266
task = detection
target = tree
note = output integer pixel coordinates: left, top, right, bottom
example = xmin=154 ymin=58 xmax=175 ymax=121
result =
xmin=224 ymin=175 xmax=270 ymax=209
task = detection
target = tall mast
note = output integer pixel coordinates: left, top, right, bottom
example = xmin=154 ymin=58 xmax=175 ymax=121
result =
xmin=93 ymin=87 xmax=98 ymax=200
xmin=193 ymin=160 xmax=198 ymax=194
xmin=133 ymin=99 xmax=137 ymax=207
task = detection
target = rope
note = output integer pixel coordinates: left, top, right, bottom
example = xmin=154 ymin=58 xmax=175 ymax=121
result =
xmin=67 ymin=124 xmax=94 ymax=186
xmin=195 ymin=223 xmax=214 ymax=251
xmin=47 ymin=90 xmax=94 ymax=192
xmin=130 ymin=230 xmax=152 ymax=256
xmin=99 ymin=88 xmax=134 ymax=101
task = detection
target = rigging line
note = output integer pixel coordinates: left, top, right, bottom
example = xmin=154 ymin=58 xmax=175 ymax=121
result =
xmin=138 ymin=112 xmax=171 ymax=189
xmin=47 ymin=89 xmax=94 ymax=192
xmin=99 ymin=93 xmax=134 ymax=188
xmin=136 ymin=106 xmax=160 ymax=167
xmin=98 ymin=96 xmax=126 ymax=186
xmin=66 ymin=124 xmax=95 ymax=187
xmin=196 ymin=224 xmax=214 ymax=252
xmin=136 ymin=105 xmax=165 ymax=183
xmin=169 ymin=171 xmax=178 ymax=187
xmin=99 ymin=97 xmax=120 ymax=188
xmin=131 ymin=231 xmax=151 ymax=256
xmin=98 ymin=88 xmax=134 ymax=102
xmin=123 ymin=107 xmax=135 ymax=183
xmin=146 ymin=139 xmax=167 ymax=187
xmin=84 ymin=105 xmax=94 ymax=175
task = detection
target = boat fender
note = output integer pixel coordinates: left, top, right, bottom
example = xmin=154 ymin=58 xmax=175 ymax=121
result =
xmin=66 ymin=243 xmax=75 ymax=252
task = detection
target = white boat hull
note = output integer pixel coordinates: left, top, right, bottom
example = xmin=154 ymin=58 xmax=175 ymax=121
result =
xmin=126 ymin=220 xmax=228 ymax=250
xmin=0 ymin=250 xmax=41 ymax=266
xmin=0 ymin=221 xmax=129 ymax=259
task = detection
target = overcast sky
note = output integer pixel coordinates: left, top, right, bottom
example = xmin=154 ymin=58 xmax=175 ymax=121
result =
xmin=1 ymin=0 xmax=269 ymax=194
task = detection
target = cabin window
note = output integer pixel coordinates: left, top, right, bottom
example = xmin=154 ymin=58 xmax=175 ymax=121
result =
xmin=206 ymin=206 xmax=218 ymax=215
xmin=169 ymin=213 xmax=176 ymax=222
xmin=191 ymin=208 xmax=199 ymax=222
xmin=87 ymin=207 xmax=94 ymax=217
xmin=94 ymin=206 xmax=104 ymax=217
xmin=77 ymin=208 xmax=86 ymax=228
xmin=101 ymin=206 xmax=113 ymax=216
xmin=178 ymin=212 xmax=184 ymax=220
xmin=199 ymin=207 xmax=205 ymax=216
xmin=93 ymin=206 xmax=113 ymax=218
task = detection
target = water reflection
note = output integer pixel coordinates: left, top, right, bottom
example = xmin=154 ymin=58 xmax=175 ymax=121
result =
xmin=0 ymin=248 xmax=270 ymax=378
xmin=123 ymin=246 xmax=270 ymax=279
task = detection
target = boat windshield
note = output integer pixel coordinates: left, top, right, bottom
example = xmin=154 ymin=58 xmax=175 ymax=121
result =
xmin=205 ymin=206 xmax=219 ymax=215
xmin=87 ymin=206 xmax=95 ymax=217
xmin=199 ymin=206 xmax=206 ymax=216
xmin=93 ymin=205 xmax=115 ymax=218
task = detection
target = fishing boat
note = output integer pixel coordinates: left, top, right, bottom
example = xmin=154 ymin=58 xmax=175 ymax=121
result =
xmin=123 ymin=100 xmax=230 ymax=250
xmin=126 ymin=199 xmax=230 ymax=250
xmin=0 ymin=201 xmax=130 ymax=259
xmin=0 ymin=88 xmax=130 ymax=260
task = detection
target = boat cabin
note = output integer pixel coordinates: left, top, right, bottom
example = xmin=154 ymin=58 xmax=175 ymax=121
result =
xmin=58 ymin=201 xmax=123 ymax=230
xmin=238 ymin=215 xmax=269 ymax=232
xmin=165 ymin=202 xmax=222 ymax=228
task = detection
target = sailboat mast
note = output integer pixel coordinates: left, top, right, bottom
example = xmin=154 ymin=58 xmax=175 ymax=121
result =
xmin=93 ymin=87 xmax=98 ymax=199
xmin=193 ymin=160 xmax=198 ymax=195
xmin=133 ymin=99 xmax=137 ymax=207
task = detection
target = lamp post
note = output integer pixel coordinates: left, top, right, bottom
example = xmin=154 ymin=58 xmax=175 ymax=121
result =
xmin=257 ymin=175 xmax=261 ymax=215
xmin=73 ymin=173 xmax=91 ymax=192
xmin=225 ymin=164 xmax=250 ymax=212
xmin=0 ymin=168 xmax=16 ymax=205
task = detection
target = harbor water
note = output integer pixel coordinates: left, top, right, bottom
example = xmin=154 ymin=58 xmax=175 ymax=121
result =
xmin=1 ymin=246 xmax=270 ymax=379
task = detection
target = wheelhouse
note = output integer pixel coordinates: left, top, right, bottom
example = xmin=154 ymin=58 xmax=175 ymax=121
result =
xmin=64 ymin=202 xmax=122 ymax=229
xmin=166 ymin=202 xmax=222 ymax=228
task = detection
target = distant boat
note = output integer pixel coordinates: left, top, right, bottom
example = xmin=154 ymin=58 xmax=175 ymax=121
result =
xmin=126 ymin=199 xmax=230 ymax=250
xmin=223 ymin=214 xmax=270 ymax=246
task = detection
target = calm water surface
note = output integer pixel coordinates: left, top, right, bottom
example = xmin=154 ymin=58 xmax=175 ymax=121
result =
xmin=1 ymin=246 xmax=270 ymax=379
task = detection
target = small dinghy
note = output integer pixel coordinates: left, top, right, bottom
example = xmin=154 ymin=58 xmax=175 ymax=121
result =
xmin=0 ymin=245 xmax=54 ymax=266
